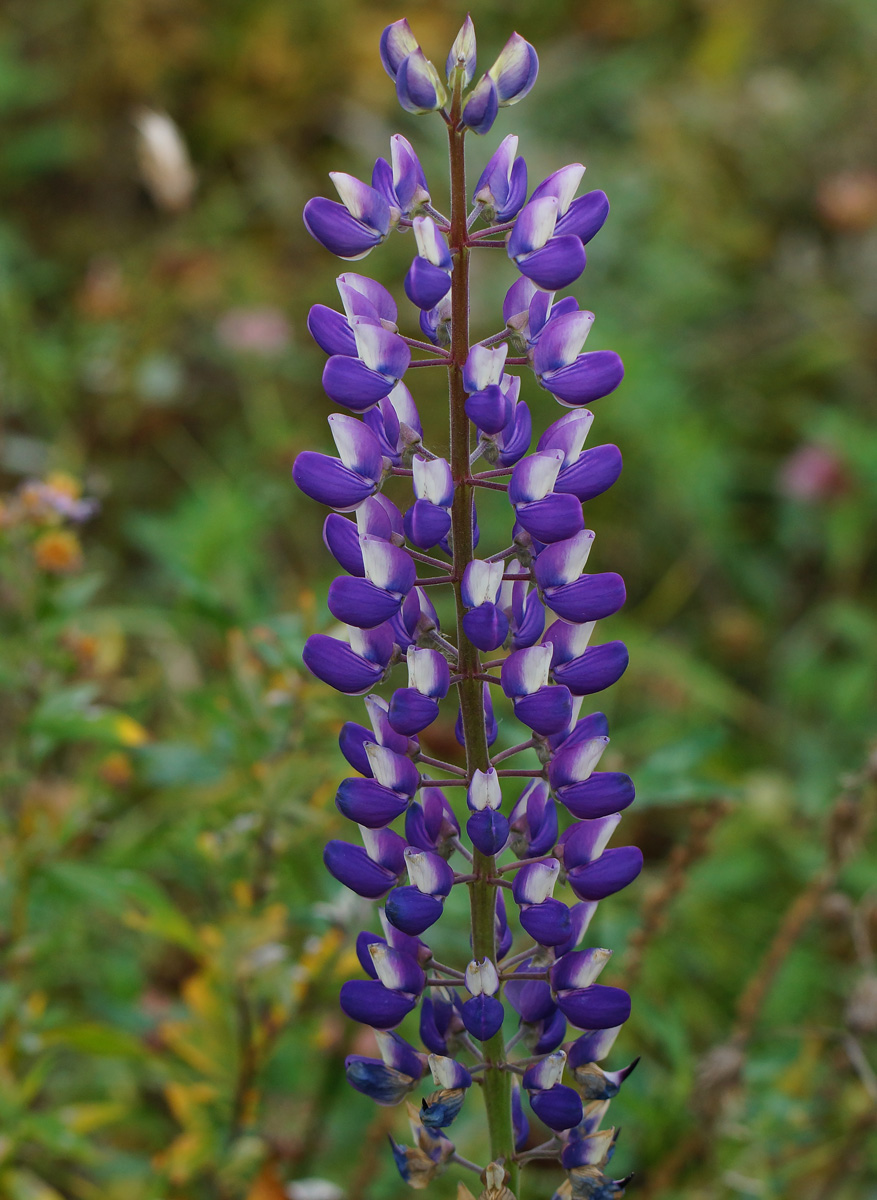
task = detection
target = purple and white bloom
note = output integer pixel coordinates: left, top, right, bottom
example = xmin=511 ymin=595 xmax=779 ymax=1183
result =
xmin=304 ymin=173 xmax=392 ymax=261
xmin=327 ymin=534 xmax=416 ymax=629
xmin=510 ymin=449 xmax=585 ymax=543
xmin=462 ymin=958 xmax=504 ymax=1041
xmin=473 ymin=134 xmax=528 ymax=223
xmin=534 ymin=531 xmax=626 ymax=624
xmin=345 ymin=1029 xmax=426 ymax=1106
xmin=324 ymin=824 xmax=406 ymax=899
xmin=499 ymin=561 xmax=546 ymax=650
xmin=530 ymin=308 xmax=624 ymax=408
xmin=363 ymin=382 xmax=423 ymax=465
xmin=508 ymin=779 xmax=558 ymax=858
xmin=500 ymin=644 xmax=574 ymax=736
xmin=372 ymin=134 xmax=431 ymax=223
xmin=461 ymin=33 xmax=539 ymax=135
xmin=461 ymin=558 xmax=508 ymax=651
xmin=405 ymin=216 xmax=453 ymax=310
xmin=446 ymin=15 xmax=477 ymax=86
xmin=380 ymin=19 xmax=448 ymax=113
xmin=293 ymin=413 xmax=386 ymax=511
xmin=302 ymin=624 xmax=393 ymax=696
xmin=388 ymin=646 xmax=451 ymax=735
xmin=405 ymin=787 xmax=460 ymax=857
xmin=404 ymin=455 xmax=454 ymax=548
xmin=466 ymin=766 xmax=509 ymax=855
xmin=323 ymin=321 xmax=412 ymax=411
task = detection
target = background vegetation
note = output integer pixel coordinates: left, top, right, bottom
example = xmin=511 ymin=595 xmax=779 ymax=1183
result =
xmin=1 ymin=0 xmax=876 ymax=1197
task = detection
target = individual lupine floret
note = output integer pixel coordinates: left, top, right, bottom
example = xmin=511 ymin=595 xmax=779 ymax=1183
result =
xmin=473 ymin=134 xmax=528 ymax=223
xmin=558 ymin=816 xmax=643 ymax=902
xmin=510 ymin=449 xmax=586 ymax=544
xmin=538 ymin=410 xmax=623 ymax=504
xmin=339 ymin=693 xmax=410 ymax=777
xmin=523 ymin=1050 xmax=584 ymax=1131
xmin=404 ymin=455 xmax=454 ymax=548
xmin=324 ymin=824 xmax=406 ymax=899
xmin=566 ymin=1027 xmax=640 ymax=1102
xmin=505 ymin=962 xmax=567 ymax=1055
xmin=499 ymin=560 xmax=546 ymax=649
xmin=293 ymin=413 xmax=386 ymax=511
xmin=392 ymin=584 xmax=442 ymax=651
xmin=507 ymin=165 xmax=610 ymax=291
xmin=388 ymin=646 xmax=452 ymax=735
xmin=303 ymin=172 xmax=392 ymax=260
xmin=340 ymin=940 xmax=425 ymax=1029
xmin=473 ymin=379 xmax=531 ymax=468
xmin=386 ymin=847 xmax=454 ymax=935
xmin=405 ymin=787 xmax=460 ymax=857
xmin=464 ymin=343 xmax=511 ymax=433
xmin=530 ymin=166 xmax=610 ymax=248
xmin=323 ymin=320 xmax=412 ymax=411
xmin=461 ymin=559 xmax=508 ymax=651
xmin=466 ymin=767 xmax=509 ymax=856
xmin=323 ymin=494 xmax=401 ymax=577
xmin=545 ymin=618 xmax=629 ymax=697
xmin=421 ymin=1054 xmax=473 ymax=1129
xmin=302 ymin=624 xmax=394 ymax=695
xmin=531 ymin=309 xmax=624 ymax=408
xmin=308 ymin=277 xmax=396 ymax=359
xmin=406 ymin=216 xmax=454 ymax=310
xmin=445 ymin=15 xmax=477 ymax=87
xmin=390 ymin=1102 xmax=456 ymax=1189
xmin=345 ymin=1029 xmax=427 ymax=1105
xmin=461 ymin=33 xmax=539 ymax=135
xmin=335 ymin=742 xmax=420 ymax=828
xmin=372 ymin=134 xmax=432 ymax=223
xmin=549 ymin=949 xmax=630 ymax=1030
xmin=420 ymin=985 xmax=466 ymax=1056
xmin=462 ymin=958 xmax=504 ymax=1041
xmin=327 ymin=533 xmax=416 ymax=628
xmin=548 ymin=727 xmax=636 ymax=820
xmin=512 ymin=858 xmax=572 ymax=947
xmin=500 ymin=644 xmax=573 ymax=736
xmin=508 ymin=779 xmax=558 ymax=858
xmin=534 ymin=531 xmax=626 ymax=624
xmin=419 ymin=291 xmax=452 ymax=348
xmin=381 ymin=20 xmax=449 ymax=115
xmin=364 ymin=382 xmax=424 ymax=464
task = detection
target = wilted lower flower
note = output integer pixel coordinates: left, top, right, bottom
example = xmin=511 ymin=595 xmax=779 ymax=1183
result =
xmin=295 ymin=18 xmax=638 ymax=1198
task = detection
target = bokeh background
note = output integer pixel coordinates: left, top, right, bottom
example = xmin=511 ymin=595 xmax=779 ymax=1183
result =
xmin=2 ymin=0 xmax=877 ymax=1197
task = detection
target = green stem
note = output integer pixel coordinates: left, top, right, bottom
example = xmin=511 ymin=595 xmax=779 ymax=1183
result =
xmin=447 ymin=69 xmax=518 ymax=1195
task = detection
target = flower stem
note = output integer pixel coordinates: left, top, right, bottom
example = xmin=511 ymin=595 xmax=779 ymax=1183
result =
xmin=447 ymin=72 xmax=518 ymax=1196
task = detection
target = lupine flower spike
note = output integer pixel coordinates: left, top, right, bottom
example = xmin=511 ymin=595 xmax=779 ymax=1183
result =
xmin=297 ymin=17 xmax=637 ymax=1198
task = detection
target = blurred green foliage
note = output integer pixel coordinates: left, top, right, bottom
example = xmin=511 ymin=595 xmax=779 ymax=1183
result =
xmin=1 ymin=0 xmax=876 ymax=1197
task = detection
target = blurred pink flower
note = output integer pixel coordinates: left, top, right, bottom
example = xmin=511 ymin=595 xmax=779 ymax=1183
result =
xmin=215 ymin=306 xmax=292 ymax=356
xmin=778 ymin=444 xmax=849 ymax=502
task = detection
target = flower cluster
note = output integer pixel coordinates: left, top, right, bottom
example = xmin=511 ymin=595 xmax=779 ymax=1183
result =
xmin=295 ymin=18 xmax=637 ymax=1199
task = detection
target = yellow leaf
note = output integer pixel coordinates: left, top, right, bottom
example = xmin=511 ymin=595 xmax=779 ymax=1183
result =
xmin=114 ymin=714 xmax=149 ymax=746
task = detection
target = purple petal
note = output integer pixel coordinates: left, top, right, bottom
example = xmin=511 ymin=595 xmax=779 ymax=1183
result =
xmin=293 ymin=452 xmax=376 ymax=511
xmin=549 ymin=948 xmax=612 ymax=992
xmin=328 ymin=577 xmax=403 ymax=628
xmin=337 ymin=273 xmax=398 ymax=325
xmin=380 ymin=18 xmax=419 ymax=79
xmin=509 ymin=450 xmax=564 ymax=505
xmin=390 ymin=135 xmax=431 ymax=215
xmin=515 ymin=495 xmax=585 ymax=544
xmin=556 ymin=773 xmax=635 ymax=820
xmin=502 ymin=154 xmax=528 ymax=221
xmin=567 ymin=1027 xmax=623 ymax=1068
xmin=529 ymin=1085 xmax=583 ymax=1131
xmin=532 ymin=1009 xmax=567 ymax=1055
xmin=516 ymin=236 xmax=587 ymax=290
xmin=543 ymin=574 xmax=626 ymax=623
xmin=555 ymin=444 xmax=623 ymax=501
xmin=463 ymin=603 xmax=509 ymax=652
xmin=388 ymin=689 xmax=440 ymax=736
xmin=556 ymin=190 xmax=610 ymax=244
xmin=339 ymin=722 xmax=374 ymax=775
xmin=303 ymin=634 xmax=384 ymax=694
xmin=514 ymin=685 xmax=573 ymax=736
xmin=335 ymin=777 xmax=409 ymax=828
xmin=403 ymin=499 xmax=452 ymax=549
xmin=554 ymin=642 xmax=629 ymax=695
xmin=404 ymin=257 xmax=451 ymax=311
xmin=501 ymin=644 xmax=552 ymax=697
xmin=339 ymin=979 xmax=416 ymax=1029
xmin=461 ymin=994 xmax=505 ymax=1042
xmin=488 ymin=32 xmax=539 ymax=105
xmin=369 ymin=943 xmax=426 ymax=994
xmin=508 ymin=197 xmax=558 ymax=258
xmin=324 ymin=841 xmax=397 ymax=898
xmin=510 ymin=588 xmax=546 ymax=649
xmin=396 ymin=48 xmax=446 ymax=114
xmin=533 ymin=530 xmax=595 ymax=589
xmin=532 ymin=311 xmax=595 ymax=375
xmin=495 ymin=401 xmax=532 ymax=468
xmin=549 ymin=735 xmax=609 ymax=789
xmin=461 ymin=74 xmax=499 ymax=135
xmin=385 ymin=885 xmax=444 ymax=935
xmin=555 ymin=985 xmax=631 ymax=1030
xmin=323 ymin=514 xmax=365 ymax=576
xmin=505 ymin=975 xmax=555 ymax=1023
xmin=361 ymin=537 xmax=416 ymax=594
xmin=303 ymin=197 xmax=385 ymax=260
xmin=567 ymin=846 xmax=643 ymax=901
xmin=541 ymin=351 xmax=625 ymax=407
xmin=537 ymin=408 xmax=594 ymax=463
xmin=352 ymin=324 xmax=411 ymax=379
xmin=307 ymin=304 xmax=357 ymax=356
xmin=330 ymin=173 xmax=392 ymax=233
xmin=466 ymin=809 xmax=510 ymax=856
xmin=345 ymin=1056 xmax=416 ymax=1106
xmin=519 ymin=898 xmax=572 ymax=948
xmin=466 ymin=385 xmax=512 ymax=435
xmin=503 ymin=275 xmax=538 ymax=327
xmin=446 ymin=14 xmax=477 ymax=85
xmin=558 ymin=814 xmax=621 ymax=867
xmin=323 ymin=357 xmax=396 ymax=410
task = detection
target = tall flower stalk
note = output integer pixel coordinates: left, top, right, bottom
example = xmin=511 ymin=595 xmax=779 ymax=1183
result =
xmin=295 ymin=18 xmax=638 ymax=1199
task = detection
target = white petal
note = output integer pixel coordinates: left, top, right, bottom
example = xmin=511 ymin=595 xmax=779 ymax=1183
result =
xmin=468 ymin=767 xmax=502 ymax=811
xmin=465 ymin=958 xmax=500 ymax=996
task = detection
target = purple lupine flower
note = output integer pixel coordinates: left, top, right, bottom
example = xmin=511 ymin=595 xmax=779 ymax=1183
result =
xmin=297 ymin=20 xmax=640 ymax=1198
